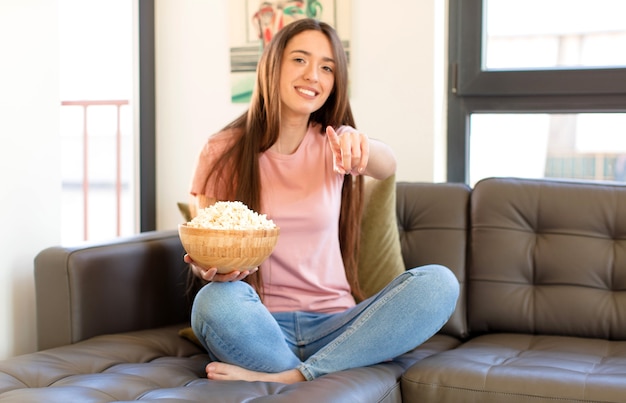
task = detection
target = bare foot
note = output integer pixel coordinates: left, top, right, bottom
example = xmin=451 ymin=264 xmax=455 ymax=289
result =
xmin=205 ymin=362 xmax=306 ymax=384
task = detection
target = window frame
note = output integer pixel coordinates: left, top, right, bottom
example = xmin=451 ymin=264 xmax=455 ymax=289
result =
xmin=447 ymin=0 xmax=626 ymax=183
xmin=139 ymin=0 xmax=156 ymax=231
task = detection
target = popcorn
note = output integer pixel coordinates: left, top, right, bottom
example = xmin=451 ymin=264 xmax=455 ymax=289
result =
xmin=188 ymin=201 xmax=276 ymax=230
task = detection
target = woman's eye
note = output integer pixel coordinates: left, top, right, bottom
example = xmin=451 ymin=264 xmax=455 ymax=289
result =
xmin=322 ymin=66 xmax=333 ymax=73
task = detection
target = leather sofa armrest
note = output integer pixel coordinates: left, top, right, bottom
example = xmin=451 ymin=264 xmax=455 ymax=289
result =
xmin=34 ymin=230 xmax=190 ymax=350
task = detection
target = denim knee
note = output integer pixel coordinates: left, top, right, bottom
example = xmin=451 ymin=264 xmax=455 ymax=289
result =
xmin=409 ymin=264 xmax=460 ymax=315
xmin=192 ymin=281 xmax=257 ymax=322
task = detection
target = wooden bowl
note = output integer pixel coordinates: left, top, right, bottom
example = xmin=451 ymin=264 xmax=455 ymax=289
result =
xmin=178 ymin=223 xmax=280 ymax=273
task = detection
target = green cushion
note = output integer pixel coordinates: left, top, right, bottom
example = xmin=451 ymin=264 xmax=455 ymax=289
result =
xmin=357 ymin=174 xmax=405 ymax=298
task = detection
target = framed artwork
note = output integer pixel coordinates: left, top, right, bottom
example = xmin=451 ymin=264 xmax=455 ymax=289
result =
xmin=229 ymin=0 xmax=352 ymax=103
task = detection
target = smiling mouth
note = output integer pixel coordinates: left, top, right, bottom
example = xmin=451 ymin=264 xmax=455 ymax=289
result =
xmin=296 ymin=87 xmax=317 ymax=97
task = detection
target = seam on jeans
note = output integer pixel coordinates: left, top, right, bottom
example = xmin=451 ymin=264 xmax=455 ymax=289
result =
xmin=293 ymin=311 xmax=308 ymax=360
xmin=297 ymin=314 xmax=348 ymax=345
xmin=296 ymin=363 xmax=315 ymax=381
xmin=299 ymin=271 xmax=416 ymax=346
xmin=301 ymin=272 xmax=414 ymax=375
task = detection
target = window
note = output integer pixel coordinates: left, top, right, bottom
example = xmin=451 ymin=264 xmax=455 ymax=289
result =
xmin=469 ymin=113 xmax=626 ymax=186
xmin=59 ymin=0 xmax=135 ymax=244
xmin=484 ymin=0 xmax=626 ymax=70
xmin=58 ymin=0 xmax=154 ymax=244
xmin=448 ymin=0 xmax=626 ymax=184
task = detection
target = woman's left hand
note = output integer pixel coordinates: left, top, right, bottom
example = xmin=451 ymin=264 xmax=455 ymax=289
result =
xmin=184 ymin=254 xmax=257 ymax=282
xmin=326 ymin=126 xmax=369 ymax=175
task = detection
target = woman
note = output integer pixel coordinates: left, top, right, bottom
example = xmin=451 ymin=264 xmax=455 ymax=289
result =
xmin=185 ymin=18 xmax=459 ymax=384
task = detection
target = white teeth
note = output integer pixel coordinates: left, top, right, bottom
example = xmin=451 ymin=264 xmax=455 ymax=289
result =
xmin=297 ymin=88 xmax=316 ymax=96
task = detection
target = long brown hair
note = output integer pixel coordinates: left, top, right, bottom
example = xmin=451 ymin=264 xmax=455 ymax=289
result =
xmin=205 ymin=18 xmax=364 ymax=300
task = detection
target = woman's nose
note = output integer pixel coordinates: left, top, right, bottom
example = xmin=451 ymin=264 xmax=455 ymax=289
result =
xmin=304 ymin=65 xmax=319 ymax=82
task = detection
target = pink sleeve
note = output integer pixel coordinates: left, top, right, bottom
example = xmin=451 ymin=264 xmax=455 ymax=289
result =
xmin=189 ymin=131 xmax=234 ymax=198
xmin=189 ymin=141 xmax=213 ymax=197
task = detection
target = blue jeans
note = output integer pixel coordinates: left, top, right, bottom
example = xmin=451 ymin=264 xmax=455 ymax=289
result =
xmin=191 ymin=264 xmax=459 ymax=381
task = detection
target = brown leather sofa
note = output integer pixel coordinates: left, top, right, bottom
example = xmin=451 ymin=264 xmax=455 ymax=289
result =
xmin=1 ymin=177 xmax=624 ymax=402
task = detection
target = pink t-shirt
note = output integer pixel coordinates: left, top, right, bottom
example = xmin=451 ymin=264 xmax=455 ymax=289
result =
xmin=190 ymin=124 xmax=356 ymax=313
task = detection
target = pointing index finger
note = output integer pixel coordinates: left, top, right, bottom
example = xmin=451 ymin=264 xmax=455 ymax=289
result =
xmin=326 ymin=126 xmax=340 ymax=148
xmin=326 ymin=126 xmax=346 ymax=174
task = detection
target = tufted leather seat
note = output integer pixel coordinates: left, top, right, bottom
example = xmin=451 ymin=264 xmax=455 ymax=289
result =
xmin=0 ymin=325 xmax=459 ymax=402
xmin=402 ymin=334 xmax=626 ymax=402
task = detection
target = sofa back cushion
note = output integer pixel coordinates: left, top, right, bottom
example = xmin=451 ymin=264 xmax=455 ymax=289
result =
xmin=396 ymin=182 xmax=471 ymax=339
xmin=468 ymin=177 xmax=626 ymax=340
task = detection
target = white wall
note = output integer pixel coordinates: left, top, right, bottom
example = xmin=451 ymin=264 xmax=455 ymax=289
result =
xmin=0 ymin=0 xmax=61 ymax=359
xmin=155 ymin=0 xmax=448 ymax=230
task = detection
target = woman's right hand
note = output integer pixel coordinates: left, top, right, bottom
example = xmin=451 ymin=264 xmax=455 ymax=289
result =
xmin=184 ymin=254 xmax=258 ymax=282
